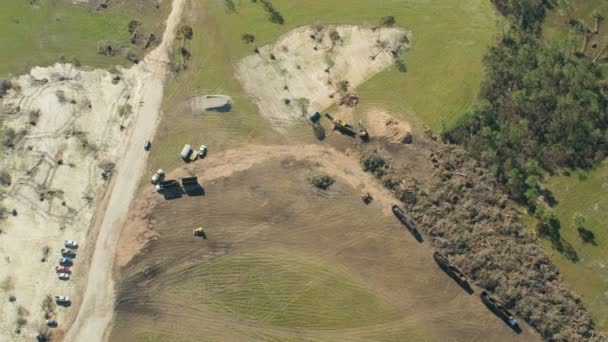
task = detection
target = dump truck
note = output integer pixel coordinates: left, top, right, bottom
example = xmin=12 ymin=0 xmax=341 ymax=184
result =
xmin=433 ymin=252 xmax=471 ymax=291
xmin=480 ymin=290 xmax=518 ymax=327
xmin=324 ymin=113 xmax=357 ymax=136
xmin=391 ymin=205 xmax=423 ymax=242
xmin=155 ymin=180 xmax=179 ymax=192
xmin=181 ymin=176 xmax=199 ymax=188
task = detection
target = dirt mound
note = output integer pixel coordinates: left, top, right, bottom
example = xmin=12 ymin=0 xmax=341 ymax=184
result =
xmin=366 ymin=110 xmax=412 ymax=144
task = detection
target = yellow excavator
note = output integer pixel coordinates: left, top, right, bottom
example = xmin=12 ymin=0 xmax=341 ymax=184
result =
xmin=324 ymin=113 xmax=357 ymax=136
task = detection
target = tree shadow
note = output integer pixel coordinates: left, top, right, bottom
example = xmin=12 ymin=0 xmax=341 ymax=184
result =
xmin=538 ymin=219 xmax=579 ymax=262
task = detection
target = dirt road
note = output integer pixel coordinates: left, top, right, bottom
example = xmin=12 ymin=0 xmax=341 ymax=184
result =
xmin=63 ymin=0 xmax=186 ymax=341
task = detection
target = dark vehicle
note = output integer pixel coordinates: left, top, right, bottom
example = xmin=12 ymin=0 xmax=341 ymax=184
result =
xmin=433 ymin=252 xmax=472 ymax=293
xmin=58 ymin=257 xmax=73 ymax=265
xmin=362 ymin=193 xmax=373 ymax=204
xmin=309 ymin=112 xmax=321 ymax=123
xmin=156 ymin=180 xmax=179 ymax=192
xmin=144 ymin=140 xmax=152 ymax=151
xmin=391 ymin=205 xmax=423 ymax=242
xmin=481 ymin=290 xmax=519 ymax=328
xmin=325 ymin=113 xmax=357 ymax=136
xmin=181 ymin=176 xmax=199 ymax=187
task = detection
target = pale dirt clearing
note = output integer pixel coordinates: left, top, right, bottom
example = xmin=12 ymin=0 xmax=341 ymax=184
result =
xmin=236 ymin=25 xmax=410 ymax=128
xmin=63 ymin=0 xmax=186 ymax=341
xmin=0 ymin=63 xmax=135 ymax=341
xmin=112 ymin=149 xmax=541 ymax=342
xmin=365 ymin=108 xmax=413 ymax=144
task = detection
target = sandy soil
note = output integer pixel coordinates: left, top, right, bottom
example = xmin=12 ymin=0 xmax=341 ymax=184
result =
xmin=112 ymin=144 xmax=540 ymax=342
xmin=0 ymin=0 xmax=184 ymax=340
xmin=0 ymin=63 xmax=134 ymax=340
xmin=63 ymin=0 xmax=185 ymax=341
xmin=116 ymin=144 xmax=401 ymax=268
xmin=236 ymin=25 xmax=410 ymax=128
xmin=365 ymin=109 xmax=413 ymax=144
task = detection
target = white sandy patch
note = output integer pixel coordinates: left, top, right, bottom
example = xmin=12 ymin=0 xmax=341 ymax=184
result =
xmin=236 ymin=25 xmax=410 ymax=128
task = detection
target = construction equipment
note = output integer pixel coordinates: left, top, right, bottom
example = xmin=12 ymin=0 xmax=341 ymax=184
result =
xmin=391 ymin=205 xmax=423 ymax=242
xmin=324 ymin=113 xmax=357 ymax=136
xmin=194 ymin=227 xmax=206 ymax=238
xmin=358 ymin=120 xmax=369 ymax=141
xmin=156 ymin=180 xmax=179 ymax=192
xmin=433 ymin=252 xmax=471 ymax=291
xmin=480 ymin=290 xmax=519 ymax=327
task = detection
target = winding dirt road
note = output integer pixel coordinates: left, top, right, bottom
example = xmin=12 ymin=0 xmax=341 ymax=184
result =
xmin=63 ymin=0 xmax=185 ymax=341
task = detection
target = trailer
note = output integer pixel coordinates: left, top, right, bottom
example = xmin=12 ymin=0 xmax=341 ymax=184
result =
xmin=180 ymin=144 xmax=193 ymax=161
xmin=156 ymin=180 xmax=179 ymax=192
xmin=181 ymin=176 xmax=199 ymax=188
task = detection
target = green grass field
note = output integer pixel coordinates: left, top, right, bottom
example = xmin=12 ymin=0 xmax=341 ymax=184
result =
xmin=544 ymin=160 xmax=608 ymax=329
xmin=0 ymin=0 xmax=170 ymax=78
xmin=171 ymin=251 xmax=401 ymax=329
xmin=147 ymin=0 xmax=498 ymax=175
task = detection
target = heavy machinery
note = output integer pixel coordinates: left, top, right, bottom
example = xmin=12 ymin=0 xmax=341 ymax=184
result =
xmin=156 ymin=180 xmax=179 ymax=192
xmin=357 ymin=120 xmax=369 ymax=141
xmin=480 ymin=290 xmax=519 ymax=328
xmin=391 ymin=204 xmax=423 ymax=242
xmin=194 ymin=227 xmax=206 ymax=238
xmin=433 ymin=252 xmax=471 ymax=291
xmin=324 ymin=113 xmax=357 ymax=136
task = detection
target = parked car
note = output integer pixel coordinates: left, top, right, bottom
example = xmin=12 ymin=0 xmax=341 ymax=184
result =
xmin=55 ymin=296 xmax=70 ymax=305
xmin=61 ymin=248 xmax=75 ymax=256
xmin=55 ymin=266 xmax=71 ymax=273
xmin=58 ymin=273 xmax=70 ymax=280
xmin=46 ymin=319 xmax=58 ymax=328
xmin=198 ymin=145 xmax=207 ymax=158
xmin=144 ymin=140 xmax=152 ymax=151
xmin=64 ymin=240 xmax=78 ymax=248
xmin=151 ymin=169 xmax=165 ymax=184
xmin=58 ymin=258 xmax=73 ymax=265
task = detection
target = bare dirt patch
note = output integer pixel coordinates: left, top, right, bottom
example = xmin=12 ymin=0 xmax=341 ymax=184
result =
xmin=365 ymin=108 xmax=413 ymax=144
xmin=111 ymin=151 xmax=539 ymax=342
xmin=236 ymin=25 xmax=410 ymax=128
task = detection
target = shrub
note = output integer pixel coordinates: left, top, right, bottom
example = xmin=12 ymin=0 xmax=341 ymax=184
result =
xmin=28 ymin=109 xmax=41 ymax=126
xmin=0 ymin=79 xmax=12 ymax=97
xmin=361 ymin=154 xmax=390 ymax=178
xmin=0 ymin=170 xmax=11 ymax=187
xmin=309 ymin=174 xmax=335 ymax=190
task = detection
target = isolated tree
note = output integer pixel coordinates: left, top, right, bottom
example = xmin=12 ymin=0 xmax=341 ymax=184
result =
xmin=374 ymin=16 xmax=396 ymax=30
xmin=395 ymin=59 xmax=407 ymax=72
xmin=176 ymin=25 xmax=194 ymax=69
xmin=241 ymin=33 xmax=255 ymax=44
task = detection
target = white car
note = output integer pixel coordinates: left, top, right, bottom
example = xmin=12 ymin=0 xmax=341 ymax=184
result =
xmin=198 ymin=145 xmax=207 ymax=158
xmin=151 ymin=169 xmax=164 ymax=184
xmin=55 ymin=296 xmax=70 ymax=304
xmin=64 ymin=240 xmax=78 ymax=248
xmin=58 ymin=273 xmax=70 ymax=280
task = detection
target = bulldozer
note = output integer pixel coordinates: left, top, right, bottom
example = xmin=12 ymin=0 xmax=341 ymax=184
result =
xmin=324 ymin=113 xmax=357 ymax=136
xmin=193 ymin=227 xmax=206 ymax=238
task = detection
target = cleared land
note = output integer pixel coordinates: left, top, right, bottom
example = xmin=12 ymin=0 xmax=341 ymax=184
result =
xmin=0 ymin=0 xmax=171 ymax=78
xmin=145 ymin=0 xmax=498 ymax=178
xmin=111 ymin=146 xmax=539 ymax=341
xmin=236 ymin=25 xmax=409 ymax=128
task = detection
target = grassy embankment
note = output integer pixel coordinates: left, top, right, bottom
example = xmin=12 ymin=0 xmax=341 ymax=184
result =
xmin=0 ymin=0 xmax=170 ymax=78
xmin=541 ymin=0 xmax=608 ymax=329
xmin=146 ymin=0 xmax=498 ymax=174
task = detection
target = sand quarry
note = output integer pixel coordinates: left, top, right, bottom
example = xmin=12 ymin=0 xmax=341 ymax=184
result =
xmin=0 ymin=63 xmax=143 ymax=339
xmin=237 ymin=25 xmax=410 ymax=128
